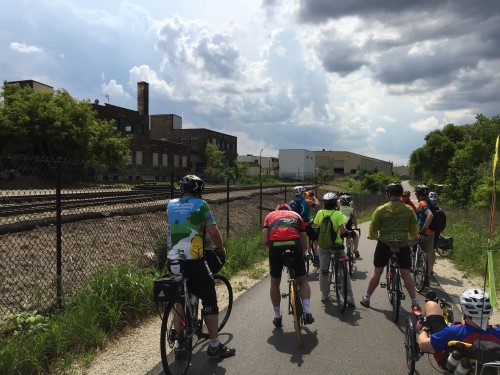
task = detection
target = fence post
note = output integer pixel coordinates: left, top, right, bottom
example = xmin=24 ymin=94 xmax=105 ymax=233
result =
xmin=260 ymin=181 xmax=263 ymax=228
xmin=226 ymin=176 xmax=230 ymax=237
xmin=170 ymin=172 xmax=175 ymax=199
xmin=55 ymin=158 xmax=63 ymax=309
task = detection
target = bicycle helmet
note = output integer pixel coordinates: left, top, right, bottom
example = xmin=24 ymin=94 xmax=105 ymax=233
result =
xmin=293 ymin=186 xmax=306 ymax=197
xmin=339 ymin=195 xmax=350 ymax=205
xmin=179 ymin=175 xmax=205 ymax=194
xmin=459 ymin=288 xmax=493 ymax=330
xmin=386 ymin=182 xmax=404 ymax=197
xmin=415 ymin=185 xmax=430 ymax=196
xmin=276 ymin=203 xmax=291 ymax=211
xmin=429 ymin=191 xmax=438 ymax=200
xmin=322 ymin=192 xmax=338 ymax=210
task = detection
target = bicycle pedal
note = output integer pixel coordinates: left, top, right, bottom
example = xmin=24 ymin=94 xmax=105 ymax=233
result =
xmin=380 ymin=283 xmax=386 ymax=288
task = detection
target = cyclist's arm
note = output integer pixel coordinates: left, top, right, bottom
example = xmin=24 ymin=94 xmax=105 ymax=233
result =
xmin=421 ymin=207 xmax=434 ymax=233
xmin=262 ymin=228 xmax=270 ymax=247
xmin=207 ymin=224 xmax=225 ymax=255
xmin=417 ymin=330 xmax=434 ymax=353
xmin=299 ymin=232 xmax=308 ymax=253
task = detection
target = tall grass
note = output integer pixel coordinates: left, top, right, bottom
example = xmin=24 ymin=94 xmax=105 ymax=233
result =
xmin=0 ymin=263 xmax=157 ymax=374
xmin=440 ymin=206 xmax=500 ymax=297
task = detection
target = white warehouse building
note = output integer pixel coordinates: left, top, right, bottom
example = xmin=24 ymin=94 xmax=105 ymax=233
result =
xmin=279 ymin=149 xmax=316 ymax=181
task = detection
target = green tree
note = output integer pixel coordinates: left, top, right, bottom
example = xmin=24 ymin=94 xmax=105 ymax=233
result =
xmin=204 ymin=143 xmax=226 ymax=182
xmin=0 ymin=82 xmax=129 ymax=167
xmin=361 ymin=171 xmax=395 ymax=194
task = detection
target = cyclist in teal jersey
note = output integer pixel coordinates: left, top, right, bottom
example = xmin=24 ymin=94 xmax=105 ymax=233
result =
xmin=166 ymin=175 xmax=235 ymax=358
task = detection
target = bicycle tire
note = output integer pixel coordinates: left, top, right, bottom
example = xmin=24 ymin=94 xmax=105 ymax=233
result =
xmin=290 ymin=281 xmax=302 ymax=346
xmin=413 ymin=246 xmax=427 ymax=293
xmin=405 ymin=317 xmax=418 ymax=375
xmin=347 ymin=240 xmax=354 ymax=278
xmin=387 ymin=266 xmax=394 ymax=305
xmin=335 ymin=260 xmax=348 ymax=313
xmin=393 ymin=271 xmax=401 ymax=323
xmin=200 ymin=274 xmax=233 ymax=339
xmin=304 ymin=244 xmax=312 ymax=276
xmin=160 ymin=300 xmax=193 ymax=375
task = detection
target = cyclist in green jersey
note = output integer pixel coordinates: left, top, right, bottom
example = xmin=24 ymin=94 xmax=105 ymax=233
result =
xmin=360 ymin=183 xmax=421 ymax=314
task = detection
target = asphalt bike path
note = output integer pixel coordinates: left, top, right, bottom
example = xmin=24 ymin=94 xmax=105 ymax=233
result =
xmin=147 ymin=221 xmax=448 ymax=374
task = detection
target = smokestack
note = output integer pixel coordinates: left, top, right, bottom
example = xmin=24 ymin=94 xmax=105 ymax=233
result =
xmin=137 ymin=81 xmax=149 ymax=116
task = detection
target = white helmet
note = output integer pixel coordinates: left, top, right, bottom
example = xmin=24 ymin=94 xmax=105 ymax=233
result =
xmin=429 ymin=191 xmax=438 ymax=200
xmin=459 ymin=288 xmax=493 ymax=330
xmin=293 ymin=186 xmax=306 ymax=197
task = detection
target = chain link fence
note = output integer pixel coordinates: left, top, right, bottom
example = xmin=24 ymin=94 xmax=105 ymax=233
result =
xmin=0 ymin=155 xmax=385 ymax=319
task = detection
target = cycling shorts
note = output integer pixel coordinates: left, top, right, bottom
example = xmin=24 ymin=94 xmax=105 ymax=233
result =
xmin=183 ymin=259 xmax=218 ymax=314
xmin=419 ymin=233 xmax=435 ymax=254
xmin=269 ymin=240 xmax=306 ymax=279
xmin=373 ymin=240 xmax=411 ymax=269
xmin=306 ymin=225 xmax=318 ymax=241
xmin=427 ymin=314 xmax=447 ymax=334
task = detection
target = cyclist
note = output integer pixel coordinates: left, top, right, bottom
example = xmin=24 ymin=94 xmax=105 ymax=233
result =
xmin=418 ymin=288 xmax=500 ymax=366
xmin=262 ymin=203 xmax=315 ymax=328
xmin=166 ymin=174 xmax=236 ymax=358
xmin=360 ymin=182 xmax=421 ymax=313
xmin=401 ymin=190 xmax=416 ymax=212
xmin=415 ymin=185 xmax=435 ymax=287
xmin=290 ymin=186 xmax=321 ymax=267
xmin=338 ymin=194 xmax=360 ymax=258
xmin=428 ymin=191 xmax=443 ymax=255
xmin=313 ymin=192 xmax=356 ymax=307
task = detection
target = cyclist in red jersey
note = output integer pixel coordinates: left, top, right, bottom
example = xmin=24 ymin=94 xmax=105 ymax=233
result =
xmin=262 ymin=203 xmax=315 ymax=328
xmin=401 ymin=190 xmax=416 ymax=212
xmin=418 ymin=288 xmax=500 ymax=366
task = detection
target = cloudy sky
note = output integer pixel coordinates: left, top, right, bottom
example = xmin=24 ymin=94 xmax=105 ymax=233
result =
xmin=2 ymin=0 xmax=499 ymax=165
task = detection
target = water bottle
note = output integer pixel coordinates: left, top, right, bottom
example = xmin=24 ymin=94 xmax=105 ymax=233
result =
xmin=454 ymin=358 xmax=471 ymax=375
xmin=446 ymin=350 xmax=461 ymax=371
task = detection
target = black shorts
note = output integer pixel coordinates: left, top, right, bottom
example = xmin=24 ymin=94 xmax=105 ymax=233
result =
xmin=373 ymin=240 xmax=411 ymax=269
xmin=306 ymin=225 xmax=318 ymax=241
xmin=269 ymin=240 xmax=307 ymax=279
xmin=183 ymin=259 xmax=217 ymax=310
xmin=427 ymin=314 xmax=447 ymax=334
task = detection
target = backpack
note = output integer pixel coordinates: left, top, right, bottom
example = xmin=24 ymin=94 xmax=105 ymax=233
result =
xmin=426 ymin=199 xmax=447 ymax=232
xmin=317 ymin=213 xmax=338 ymax=249
xmin=290 ymin=198 xmax=304 ymax=216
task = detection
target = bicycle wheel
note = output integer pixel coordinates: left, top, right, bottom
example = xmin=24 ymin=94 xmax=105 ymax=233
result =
xmin=393 ymin=271 xmax=402 ymax=323
xmin=290 ymin=281 xmax=302 ymax=346
xmin=335 ymin=260 xmax=348 ymax=313
xmin=386 ymin=266 xmax=394 ymax=305
xmin=304 ymin=244 xmax=313 ymax=275
xmin=200 ymin=274 xmax=233 ymax=339
xmin=405 ymin=317 xmax=418 ymax=375
xmin=160 ymin=301 xmax=193 ymax=375
xmin=413 ymin=246 xmax=427 ymax=293
xmin=347 ymin=240 xmax=354 ymax=278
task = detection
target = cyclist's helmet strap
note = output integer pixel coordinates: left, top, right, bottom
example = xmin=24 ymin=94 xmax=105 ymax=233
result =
xmin=459 ymin=288 xmax=493 ymax=330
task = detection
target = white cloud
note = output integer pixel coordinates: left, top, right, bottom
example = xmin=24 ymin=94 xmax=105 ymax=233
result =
xmin=409 ymin=116 xmax=440 ymax=132
xmin=375 ymin=127 xmax=386 ymax=133
xmin=101 ymin=79 xmax=131 ymax=100
xmin=10 ymin=42 xmax=43 ymax=53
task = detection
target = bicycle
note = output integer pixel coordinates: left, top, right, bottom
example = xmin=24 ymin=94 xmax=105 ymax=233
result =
xmin=155 ymin=253 xmax=233 ymax=375
xmin=380 ymin=239 xmax=405 ymax=323
xmin=411 ymin=242 xmax=427 ymax=293
xmin=344 ymin=228 xmax=361 ymax=279
xmin=405 ymin=296 xmax=455 ymax=375
xmin=304 ymin=236 xmax=314 ymax=276
xmin=281 ymin=248 xmax=305 ymax=347
xmin=327 ymin=244 xmax=349 ymax=313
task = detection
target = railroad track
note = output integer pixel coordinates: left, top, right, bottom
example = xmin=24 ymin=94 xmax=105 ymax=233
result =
xmin=0 ymin=184 xmax=305 ymax=218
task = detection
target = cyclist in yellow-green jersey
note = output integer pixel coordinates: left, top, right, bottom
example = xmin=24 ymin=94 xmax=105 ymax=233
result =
xmin=361 ymin=183 xmax=420 ymax=314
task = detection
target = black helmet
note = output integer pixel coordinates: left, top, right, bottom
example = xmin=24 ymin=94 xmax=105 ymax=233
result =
xmin=180 ymin=175 xmax=204 ymax=194
xmin=415 ymin=185 xmax=430 ymax=196
xmin=386 ymin=183 xmax=403 ymax=197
